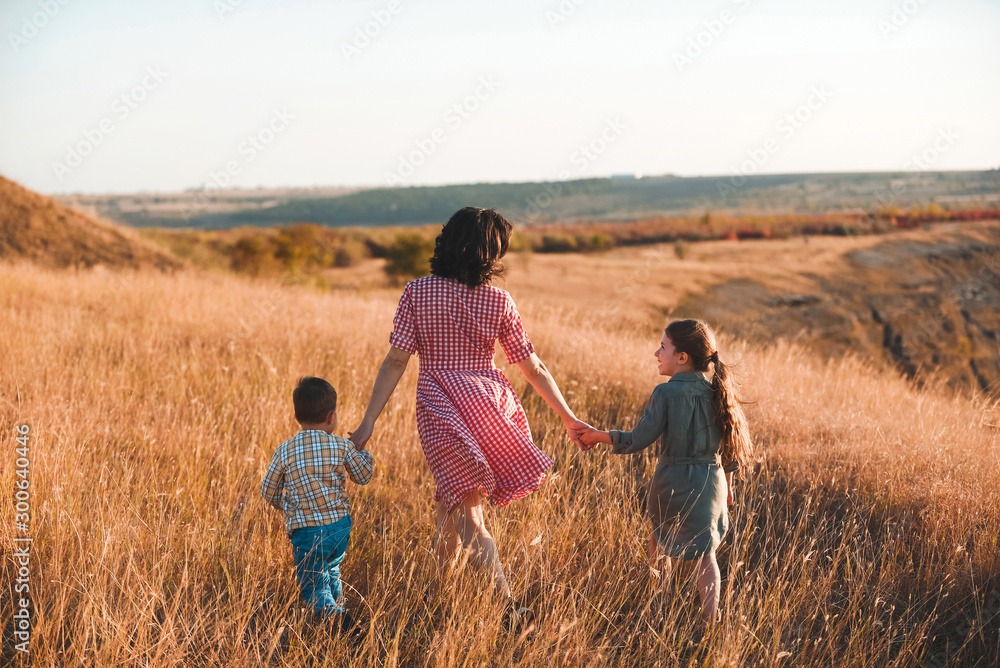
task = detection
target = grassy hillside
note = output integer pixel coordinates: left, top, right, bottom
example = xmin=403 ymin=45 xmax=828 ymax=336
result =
xmin=1 ymin=260 xmax=997 ymax=666
xmin=0 ymin=176 xmax=181 ymax=271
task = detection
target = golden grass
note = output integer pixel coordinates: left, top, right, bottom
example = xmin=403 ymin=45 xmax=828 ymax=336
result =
xmin=1 ymin=260 xmax=998 ymax=667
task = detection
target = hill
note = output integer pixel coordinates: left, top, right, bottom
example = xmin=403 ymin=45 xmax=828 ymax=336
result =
xmin=0 ymin=175 xmax=182 ymax=271
xmin=53 ymin=170 xmax=1000 ymax=229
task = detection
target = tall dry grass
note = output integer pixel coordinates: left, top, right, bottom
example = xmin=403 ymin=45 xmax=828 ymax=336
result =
xmin=1 ymin=261 xmax=998 ymax=667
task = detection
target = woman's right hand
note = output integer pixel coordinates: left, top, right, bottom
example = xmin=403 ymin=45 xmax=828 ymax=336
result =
xmin=349 ymin=419 xmax=374 ymax=450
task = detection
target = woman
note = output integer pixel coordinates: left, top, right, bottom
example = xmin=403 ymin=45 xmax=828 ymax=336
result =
xmin=350 ymin=207 xmax=585 ymax=614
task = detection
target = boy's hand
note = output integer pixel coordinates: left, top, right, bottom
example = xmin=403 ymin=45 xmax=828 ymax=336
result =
xmin=348 ymin=420 xmax=373 ymax=450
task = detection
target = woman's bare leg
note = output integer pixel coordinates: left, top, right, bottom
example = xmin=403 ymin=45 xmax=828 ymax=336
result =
xmin=433 ymin=500 xmax=460 ymax=582
xmin=648 ymin=532 xmax=673 ymax=602
xmin=694 ymin=550 xmax=721 ymax=626
xmin=452 ymin=489 xmax=511 ymax=598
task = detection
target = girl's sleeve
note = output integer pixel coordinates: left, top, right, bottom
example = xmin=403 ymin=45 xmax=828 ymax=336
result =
xmin=610 ymin=385 xmax=669 ymax=455
xmin=498 ymin=293 xmax=535 ymax=364
xmin=388 ymin=282 xmax=418 ymax=354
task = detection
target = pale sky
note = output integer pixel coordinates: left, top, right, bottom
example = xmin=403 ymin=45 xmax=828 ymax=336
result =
xmin=1 ymin=0 xmax=998 ymax=195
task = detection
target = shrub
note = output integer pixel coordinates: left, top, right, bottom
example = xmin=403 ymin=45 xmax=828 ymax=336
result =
xmin=384 ymin=233 xmax=434 ymax=280
xmin=509 ymin=230 xmax=534 ymax=253
xmin=581 ymin=233 xmax=614 ymax=252
xmin=228 ymin=236 xmax=280 ymax=276
xmin=274 ymin=223 xmax=330 ymax=270
xmin=333 ymin=247 xmax=357 ymax=268
xmin=673 ymin=239 xmax=689 ymax=260
xmin=538 ymin=234 xmax=578 ymax=253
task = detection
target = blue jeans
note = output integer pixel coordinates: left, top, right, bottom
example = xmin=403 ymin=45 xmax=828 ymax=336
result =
xmin=289 ymin=516 xmax=352 ymax=616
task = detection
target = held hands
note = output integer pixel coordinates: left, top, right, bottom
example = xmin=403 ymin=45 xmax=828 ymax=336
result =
xmin=564 ymin=419 xmax=609 ymax=451
xmin=578 ymin=426 xmax=610 ymax=450
xmin=348 ymin=419 xmax=374 ymax=450
xmin=562 ymin=418 xmax=590 ymax=450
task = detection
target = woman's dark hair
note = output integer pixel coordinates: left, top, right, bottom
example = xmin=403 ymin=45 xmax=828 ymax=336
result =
xmin=293 ymin=376 xmax=338 ymax=424
xmin=664 ymin=319 xmax=753 ymax=470
xmin=430 ymin=207 xmax=512 ymax=288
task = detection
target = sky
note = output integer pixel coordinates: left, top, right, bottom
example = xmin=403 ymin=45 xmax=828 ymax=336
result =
xmin=0 ymin=0 xmax=998 ymax=195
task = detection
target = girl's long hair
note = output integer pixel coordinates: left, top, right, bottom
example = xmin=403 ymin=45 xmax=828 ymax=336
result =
xmin=664 ymin=319 xmax=753 ymax=469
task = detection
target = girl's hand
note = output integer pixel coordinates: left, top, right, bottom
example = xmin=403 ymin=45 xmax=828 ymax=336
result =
xmin=563 ymin=418 xmax=591 ymax=450
xmin=579 ymin=427 xmax=610 ymax=450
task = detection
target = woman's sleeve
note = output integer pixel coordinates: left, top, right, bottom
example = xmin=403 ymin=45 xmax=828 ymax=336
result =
xmin=610 ymin=385 xmax=669 ymax=455
xmin=388 ymin=283 xmax=418 ymax=354
xmin=498 ymin=293 xmax=535 ymax=364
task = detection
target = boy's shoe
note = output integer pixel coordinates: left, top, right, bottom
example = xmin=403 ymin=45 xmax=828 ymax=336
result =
xmin=270 ymin=606 xmax=310 ymax=655
xmin=505 ymin=601 xmax=536 ymax=634
xmin=321 ymin=610 xmax=366 ymax=639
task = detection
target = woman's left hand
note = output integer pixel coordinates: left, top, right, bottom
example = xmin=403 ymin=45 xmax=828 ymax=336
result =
xmin=563 ymin=418 xmax=592 ymax=450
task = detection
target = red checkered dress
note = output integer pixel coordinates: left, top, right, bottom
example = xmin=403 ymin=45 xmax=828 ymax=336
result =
xmin=389 ymin=274 xmax=554 ymax=510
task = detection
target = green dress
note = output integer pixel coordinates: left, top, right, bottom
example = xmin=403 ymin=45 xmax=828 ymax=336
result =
xmin=610 ymin=372 xmax=738 ymax=559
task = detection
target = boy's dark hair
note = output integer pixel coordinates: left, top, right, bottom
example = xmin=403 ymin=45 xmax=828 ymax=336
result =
xmin=293 ymin=376 xmax=337 ymax=424
xmin=430 ymin=207 xmax=512 ymax=288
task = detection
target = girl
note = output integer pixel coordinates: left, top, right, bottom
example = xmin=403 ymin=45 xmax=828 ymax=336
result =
xmin=579 ymin=319 xmax=752 ymax=627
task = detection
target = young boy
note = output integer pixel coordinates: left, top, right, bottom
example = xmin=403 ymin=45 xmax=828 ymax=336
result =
xmin=261 ymin=376 xmax=374 ymax=621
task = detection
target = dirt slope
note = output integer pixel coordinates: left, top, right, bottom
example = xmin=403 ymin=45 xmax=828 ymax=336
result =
xmin=0 ymin=176 xmax=182 ymax=271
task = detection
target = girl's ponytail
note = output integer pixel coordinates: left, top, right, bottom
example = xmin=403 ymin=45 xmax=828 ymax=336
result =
xmin=664 ymin=320 xmax=753 ymax=470
xmin=710 ymin=352 xmax=753 ymax=470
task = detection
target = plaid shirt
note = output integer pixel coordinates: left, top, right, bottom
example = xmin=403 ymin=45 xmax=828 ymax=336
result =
xmin=260 ymin=430 xmax=375 ymax=536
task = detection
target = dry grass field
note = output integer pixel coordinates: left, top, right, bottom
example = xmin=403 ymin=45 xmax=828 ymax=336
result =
xmin=2 ymin=247 xmax=999 ymax=666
